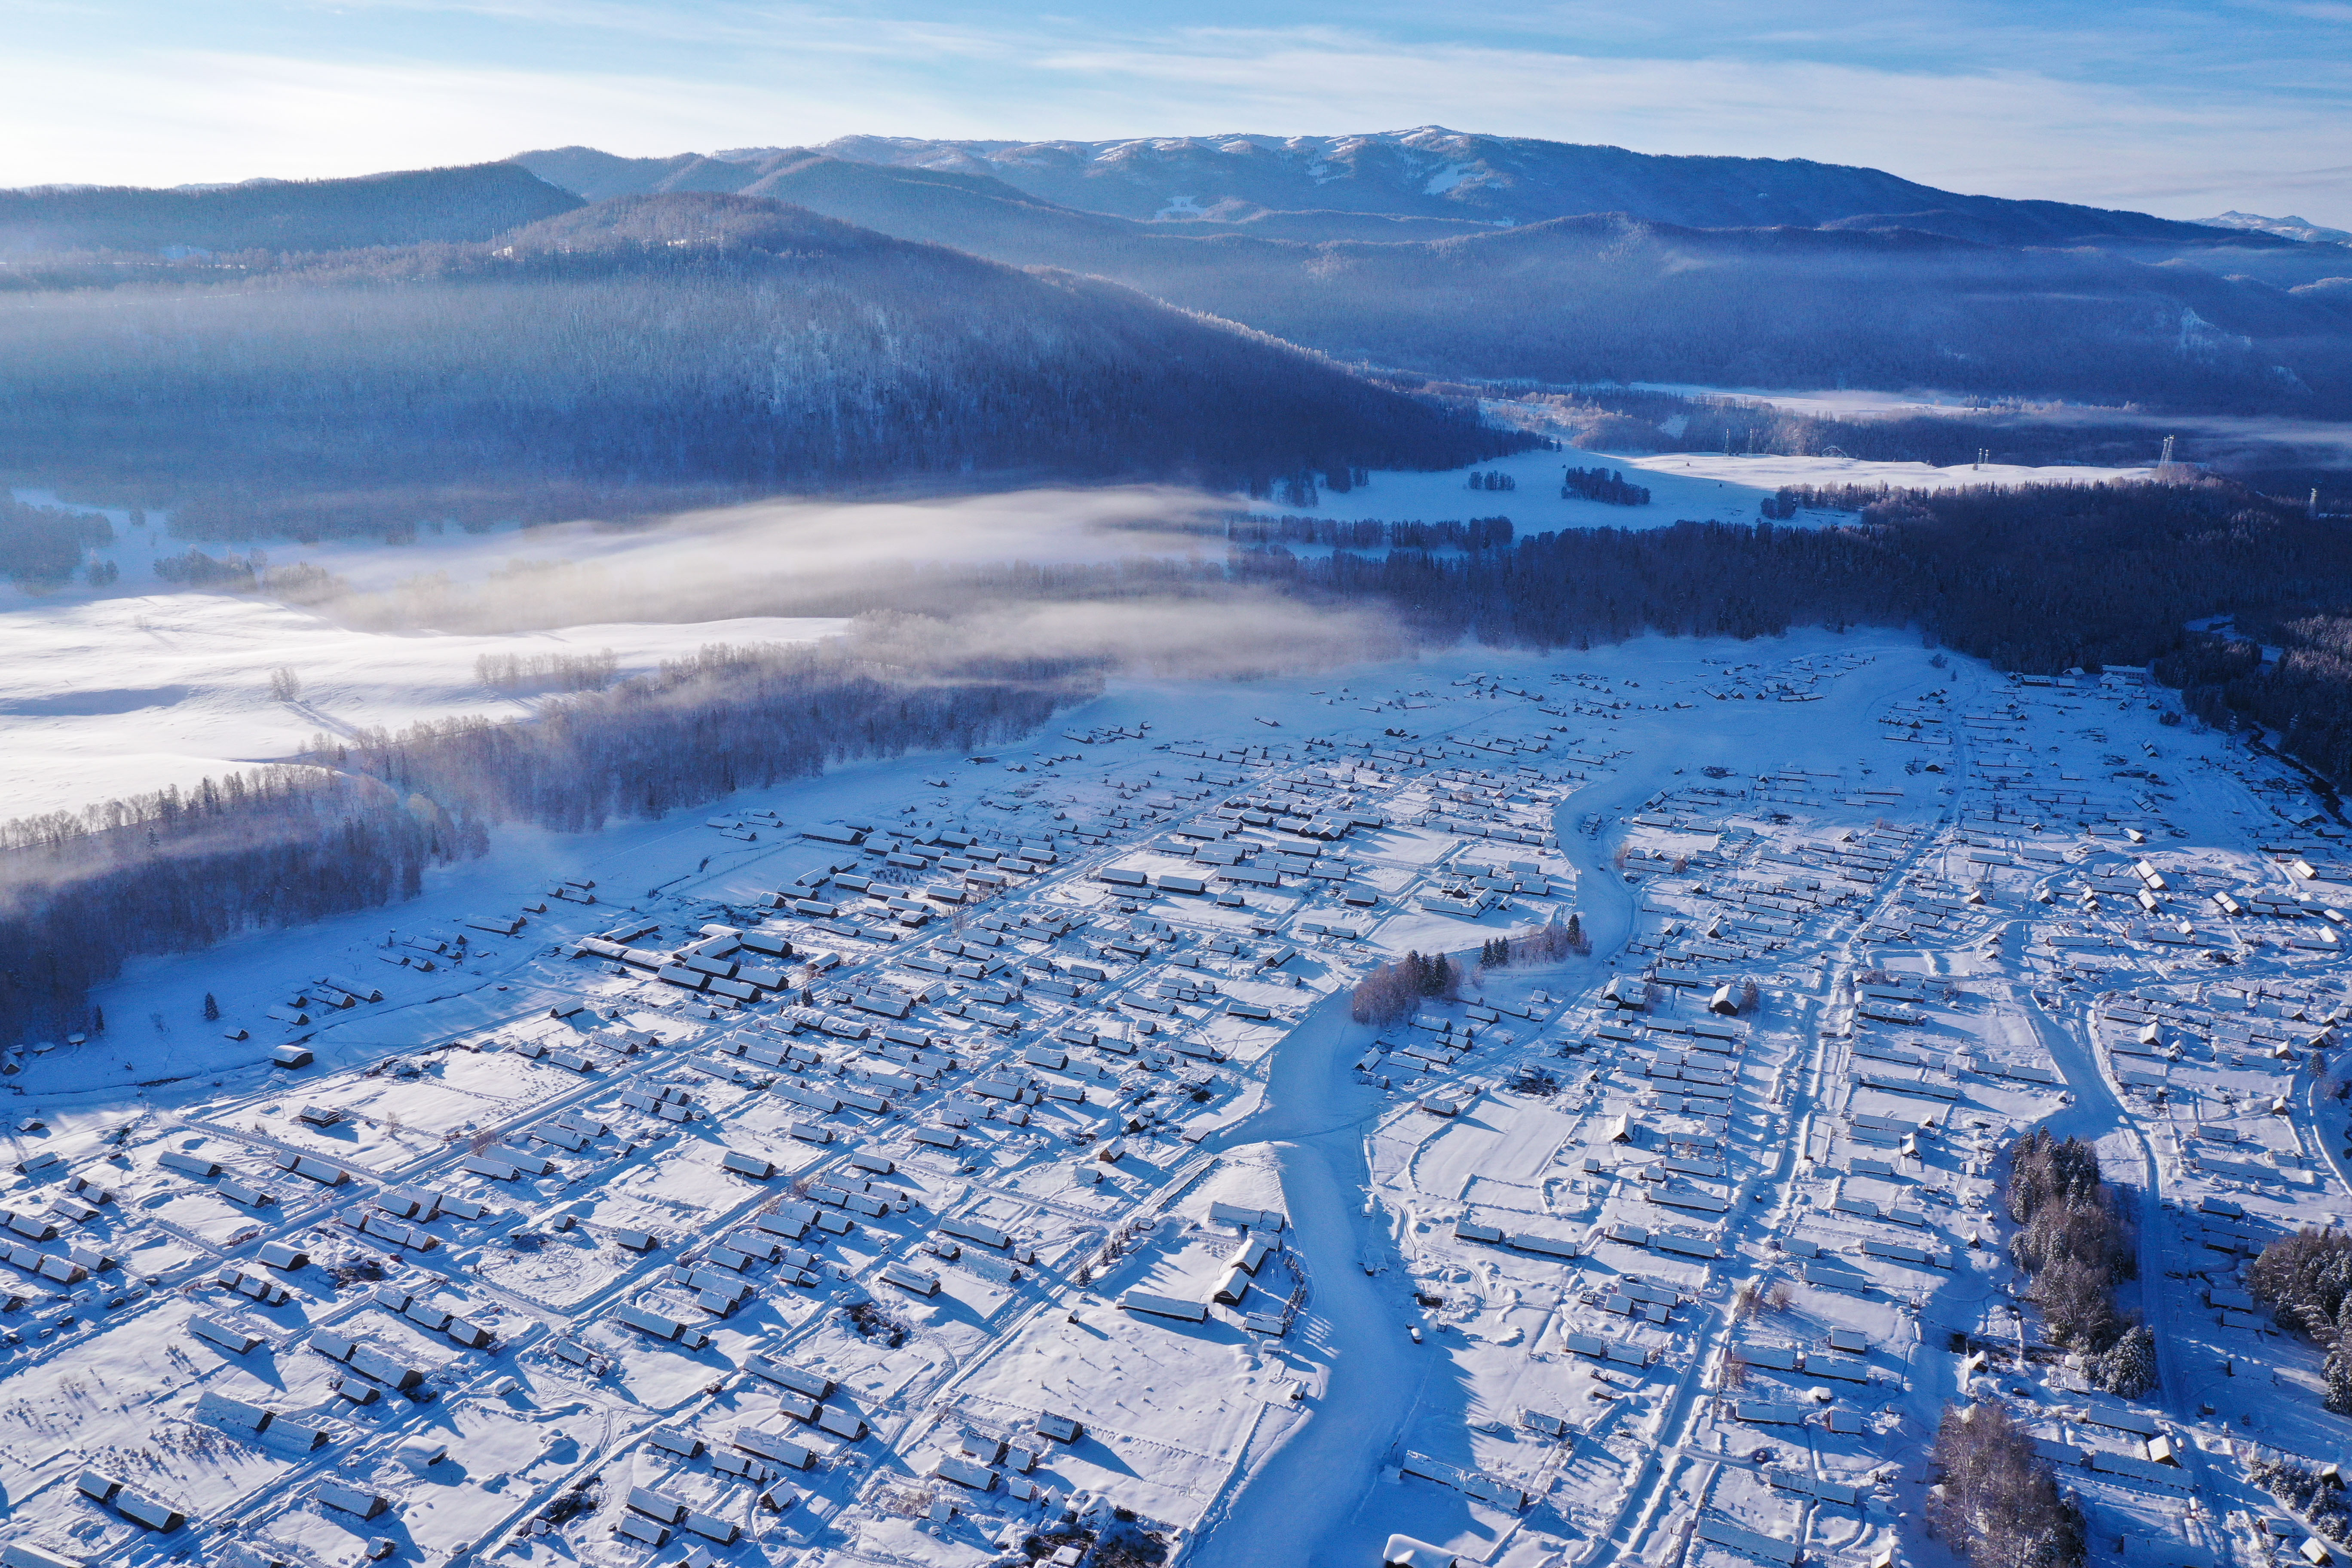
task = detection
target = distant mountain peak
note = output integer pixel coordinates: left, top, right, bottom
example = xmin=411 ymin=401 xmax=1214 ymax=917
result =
xmin=2202 ymin=210 xmax=2350 ymax=245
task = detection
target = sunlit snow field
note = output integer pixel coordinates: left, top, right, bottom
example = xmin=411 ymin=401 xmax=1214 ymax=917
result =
xmin=1241 ymin=439 xmax=2158 ymax=533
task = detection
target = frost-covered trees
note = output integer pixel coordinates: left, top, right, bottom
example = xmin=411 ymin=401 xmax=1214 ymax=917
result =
xmin=2003 ymin=1130 xmax=2138 ymax=1360
xmin=1350 ymin=950 xmax=1457 ymax=1026
xmin=1476 ymin=918 xmax=1589 ymax=972
xmin=1927 ymin=1402 xmax=2086 ymax=1568
xmin=474 ymin=649 xmax=619 ymax=692
xmin=2249 ymin=1457 xmax=2352 ymax=1544
xmin=1349 ymin=963 xmax=1416 ymax=1026
xmin=0 ymin=497 xmax=110 ymax=586
xmin=2091 ymin=1325 xmax=2157 ymax=1398
xmin=2249 ymin=1228 xmax=2352 ymax=1414
xmin=0 ymin=767 xmax=449 ymax=1039
xmin=2249 ymin=1226 xmax=2352 ymax=1334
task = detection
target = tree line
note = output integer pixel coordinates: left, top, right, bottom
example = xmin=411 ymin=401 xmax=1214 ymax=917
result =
xmin=318 ymin=626 xmax=1093 ymax=835
xmin=473 ymin=649 xmax=620 ymax=692
xmin=2158 ymin=622 xmax=2352 ymax=786
xmin=1235 ymin=477 xmax=2352 ymax=782
xmin=1559 ymin=466 xmax=1649 ymax=506
xmin=23 ymin=473 xmax=2352 ymax=1039
xmin=1503 ymin=386 xmax=2196 ymax=471
xmin=0 ymin=496 xmax=111 ymax=585
xmin=0 ymin=768 xmax=461 ymax=1039
xmin=1221 ymin=514 xmax=1516 ymax=551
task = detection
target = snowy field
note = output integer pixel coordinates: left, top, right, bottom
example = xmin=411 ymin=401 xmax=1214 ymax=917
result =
xmin=4 ymin=619 xmax=2352 ymax=1568
xmin=1239 ymin=440 xmax=2158 ymax=534
xmin=0 ymin=486 xmax=1228 ymax=817
xmin=1616 ymin=384 xmax=2054 ymax=419
xmin=0 ymin=595 xmax=844 ymax=817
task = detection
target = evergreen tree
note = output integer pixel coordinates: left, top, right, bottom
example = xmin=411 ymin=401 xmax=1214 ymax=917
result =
xmin=2093 ymin=1324 xmax=2156 ymax=1397
xmin=2328 ymin=1324 xmax=2352 ymax=1417
xmin=202 ymin=993 xmax=220 ymax=1021
xmin=1410 ymin=952 xmax=1455 ymax=997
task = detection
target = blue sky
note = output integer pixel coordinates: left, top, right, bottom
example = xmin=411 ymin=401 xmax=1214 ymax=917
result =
xmin=8 ymin=0 xmax=2349 ymax=223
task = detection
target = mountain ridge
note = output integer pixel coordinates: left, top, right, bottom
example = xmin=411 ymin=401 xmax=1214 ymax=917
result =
xmin=0 ymin=162 xmax=583 ymax=255
xmin=514 ymin=127 xmax=2282 ymax=251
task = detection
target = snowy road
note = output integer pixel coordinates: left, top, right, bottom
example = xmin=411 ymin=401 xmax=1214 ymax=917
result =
xmin=1185 ymin=996 xmax=1439 ymax=1565
xmin=1186 ymin=646 xmax=1950 ymax=1566
xmin=2009 ymin=951 xmax=2232 ymax=1551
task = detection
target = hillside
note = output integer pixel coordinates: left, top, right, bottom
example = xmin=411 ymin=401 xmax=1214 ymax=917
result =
xmin=0 ymin=162 xmax=583 ymax=255
xmin=0 ymin=192 xmax=1519 ymax=536
xmin=525 ymin=156 xmax=2352 ymax=417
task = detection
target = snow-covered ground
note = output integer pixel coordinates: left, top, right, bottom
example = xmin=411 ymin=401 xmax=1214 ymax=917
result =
xmin=0 ymin=594 xmax=843 ymax=816
xmin=1614 ymin=385 xmax=2052 ymax=419
xmin=6 ymin=622 xmax=2351 ymax=1568
xmin=1240 ymin=441 xmax=2158 ymax=534
xmin=1618 ymin=448 xmax=2157 ymax=497
xmin=0 ymin=485 xmax=1231 ymax=818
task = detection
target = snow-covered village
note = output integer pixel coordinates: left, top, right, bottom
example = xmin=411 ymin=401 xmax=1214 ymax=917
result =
xmin=1 ymin=625 xmax=2347 ymax=1568
xmin=9 ymin=15 xmax=2352 ymax=1568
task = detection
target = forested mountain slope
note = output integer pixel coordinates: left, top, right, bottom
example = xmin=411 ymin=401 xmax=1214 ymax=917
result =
xmin=518 ymin=156 xmax=2352 ymax=417
xmin=0 ymin=193 xmax=1518 ymax=536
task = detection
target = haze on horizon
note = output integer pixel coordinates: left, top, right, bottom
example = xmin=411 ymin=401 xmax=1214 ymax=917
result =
xmin=4 ymin=0 xmax=2349 ymax=228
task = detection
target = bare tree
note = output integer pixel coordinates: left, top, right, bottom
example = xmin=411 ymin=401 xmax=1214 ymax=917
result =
xmin=1926 ymin=1402 xmax=2086 ymax=1568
